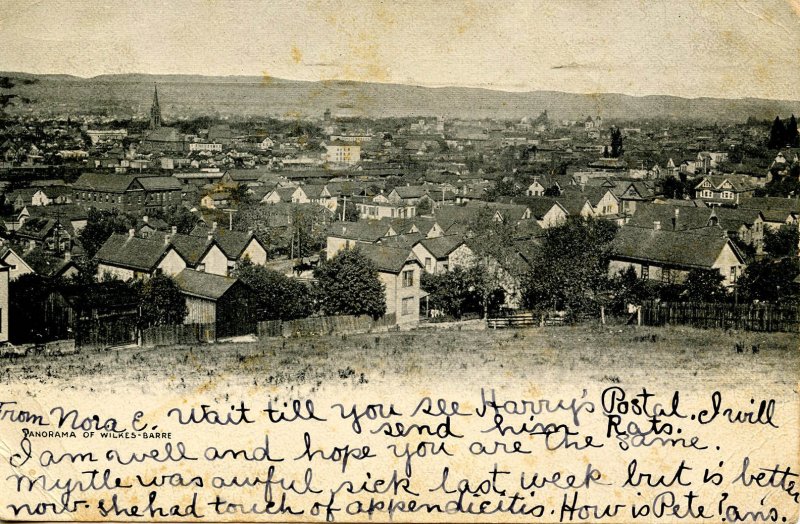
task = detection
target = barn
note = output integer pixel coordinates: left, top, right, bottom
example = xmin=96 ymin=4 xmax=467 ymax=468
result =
xmin=172 ymin=269 xmax=254 ymax=338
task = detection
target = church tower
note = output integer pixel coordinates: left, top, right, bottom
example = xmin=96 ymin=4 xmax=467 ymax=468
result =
xmin=149 ymin=84 xmax=161 ymax=130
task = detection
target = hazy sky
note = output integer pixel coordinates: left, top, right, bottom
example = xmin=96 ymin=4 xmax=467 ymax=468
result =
xmin=1 ymin=0 xmax=799 ymax=100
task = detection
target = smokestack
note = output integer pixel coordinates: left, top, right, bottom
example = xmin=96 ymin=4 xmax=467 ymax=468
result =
xmin=653 ymin=221 xmax=661 ymax=231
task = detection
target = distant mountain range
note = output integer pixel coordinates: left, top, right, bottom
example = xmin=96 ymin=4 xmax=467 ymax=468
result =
xmin=2 ymin=72 xmax=798 ymax=123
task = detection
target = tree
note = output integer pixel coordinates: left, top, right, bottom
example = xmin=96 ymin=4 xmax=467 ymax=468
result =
xmin=658 ymin=176 xmax=688 ymax=200
xmin=421 ymin=266 xmax=494 ymax=319
xmin=79 ymin=208 xmax=136 ymax=258
xmin=0 ymin=76 xmax=36 ymax=116
xmin=313 ymin=248 xmax=386 ymax=318
xmin=522 ymin=218 xmax=618 ymax=315
xmin=682 ymin=268 xmax=727 ymax=302
xmin=8 ymin=273 xmax=52 ymax=343
xmin=737 ymin=258 xmax=799 ymax=303
xmin=603 ymin=146 xmax=610 ymax=158
xmin=610 ymin=127 xmax=624 ymax=158
xmin=763 ymin=225 xmax=799 ymax=258
xmin=232 ymin=261 xmax=315 ymax=320
xmin=787 ymin=115 xmax=800 ymax=148
xmin=341 ymin=199 xmax=361 ymax=222
xmin=416 ymin=197 xmax=433 ymax=216
xmin=157 ymin=205 xmax=198 ymax=234
xmin=768 ymin=116 xmax=787 ymax=149
xmin=136 ymin=275 xmax=187 ymax=327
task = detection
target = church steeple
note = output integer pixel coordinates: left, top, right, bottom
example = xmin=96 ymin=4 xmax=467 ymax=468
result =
xmin=149 ymin=84 xmax=161 ymax=130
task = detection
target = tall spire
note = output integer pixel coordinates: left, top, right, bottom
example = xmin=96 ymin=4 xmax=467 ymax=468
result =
xmin=149 ymin=83 xmax=161 ymax=130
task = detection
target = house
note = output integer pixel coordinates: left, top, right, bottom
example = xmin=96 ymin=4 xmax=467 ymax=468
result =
xmin=627 ymin=203 xmax=766 ymax=254
xmin=172 ymin=269 xmax=253 ymax=338
xmin=563 ymin=186 xmax=621 ymax=218
xmin=354 ymin=195 xmax=416 ymax=220
xmin=465 ymin=201 xmax=532 ymax=224
xmin=261 ymin=186 xmax=300 ymax=205
xmin=615 ymin=180 xmax=661 ymax=216
xmin=609 ymin=226 xmax=746 ymax=288
xmin=136 ymin=215 xmax=170 ymax=238
xmin=411 ymin=235 xmax=473 ymax=274
xmin=73 ymin=173 xmax=183 ymax=213
xmin=694 ymin=175 xmax=755 ymax=205
xmin=200 ymin=192 xmax=231 ymax=209
xmin=259 ymin=137 xmax=275 ymax=150
xmin=15 ymin=217 xmax=73 ymax=253
xmin=326 ymin=221 xmax=397 ymax=259
xmin=739 ymin=197 xmax=800 ymax=231
xmin=387 ymin=186 xmax=431 ymax=205
xmin=0 ymin=245 xmax=33 ymax=281
xmin=356 ymin=244 xmax=422 ymax=327
xmin=525 ymin=176 xmax=562 ymax=197
xmin=325 ymin=141 xmax=361 ymax=165
xmin=169 ymin=232 xmax=230 ymax=276
xmin=380 ymin=217 xmax=444 ymax=238
xmin=299 ymin=184 xmax=338 ymax=211
xmin=143 ymin=126 xmax=186 ymax=153
xmin=22 ymin=250 xmax=79 ymax=280
xmin=190 ymin=224 xmax=268 ymax=269
xmin=94 ymin=230 xmax=187 ymax=280
xmin=513 ymin=198 xmax=568 ymax=228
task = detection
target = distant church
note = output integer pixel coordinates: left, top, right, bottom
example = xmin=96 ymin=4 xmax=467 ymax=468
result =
xmin=142 ymin=84 xmax=185 ymax=152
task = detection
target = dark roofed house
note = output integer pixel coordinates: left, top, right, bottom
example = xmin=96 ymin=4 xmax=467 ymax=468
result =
xmin=326 ymin=221 xmax=397 ymax=258
xmin=356 ymin=244 xmax=423 ymax=327
xmin=73 ymin=173 xmax=183 ymax=213
xmin=189 ymin=224 xmax=268 ymax=269
xmin=173 ymin=269 xmax=253 ymax=338
xmin=609 ymin=226 xmax=746 ymax=288
xmin=411 ymin=235 xmax=473 ymax=274
xmin=94 ymin=231 xmax=187 ymax=281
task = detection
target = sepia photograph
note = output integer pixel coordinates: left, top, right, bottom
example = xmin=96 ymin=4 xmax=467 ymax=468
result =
xmin=0 ymin=1 xmax=798 ymax=522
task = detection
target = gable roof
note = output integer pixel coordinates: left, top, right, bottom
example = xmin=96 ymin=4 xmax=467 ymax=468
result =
xmin=417 ymin=235 xmax=466 ymax=259
xmin=357 ymin=244 xmax=420 ymax=273
xmin=137 ymin=176 xmax=182 ymax=191
xmin=611 ymin=226 xmax=744 ymax=269
xmin=173 ymin=269 xmax=240 ymax=300
xmin=169 ymin=233 xmax=216 ymax=265
xmin=327 ymin=221 xmax=395 ymax=242
xmin=94 ymin=233 xmax=178 ymax=272
xmin=73 ymin=173 xmax=137 ymax=193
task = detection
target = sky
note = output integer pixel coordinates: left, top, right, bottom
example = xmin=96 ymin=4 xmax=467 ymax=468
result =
xmin=0 ymin=0 xmax=799 ymax=100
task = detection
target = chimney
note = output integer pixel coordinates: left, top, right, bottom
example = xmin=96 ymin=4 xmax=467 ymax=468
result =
xmin=164 ymin=234 xmax=171 ymax=245
xmin=142 ymin=215 xmax=149 ymax=223
xmin=212 ymin=221 xmax=218 ymax=231
xmin=64 ymin=251 xmax=71 ymax=262
xmin=128 ymin=228 xmax=135 ymax=238
xmin=580 ymin=182 xmax=586 ymax=192
xmin=207 ymin=233 xmax=213 ymax=242
xmin=653 ymin=221 xmax=661 ymax=231
xmin=171 ymin=225 xmax=177 ymax=235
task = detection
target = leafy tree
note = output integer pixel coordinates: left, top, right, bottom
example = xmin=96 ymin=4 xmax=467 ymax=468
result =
xmin=313 ymin=248 xmax=386 ymax=318
xmin=610 ymin=127 xmax=624 ymax=158
xmin=232 ymin=261 xmax=314 ymax=320
xmin=682 ymin=268 xmax=728 ymax=302
xmin=608 ymin=266 xmax=656 ymax=313
xmin=416 ymin=197 xmax=433 ymax=216
xmin=79 ymin=208 xmax=137 ymax=258
xmin=768 ymin=116 xmax=787 ymax=149
xmin=521 ymin=218 xmax=618 ymax=315
xmin=136 ymin=275 xmax=187 ymax=327
xmin=658 ymin=176 xmax=688 ymax=199
xmin=763 ymin=225 xmax=799 ymax=258
xmin=737 ymin=258 xmax=799 ymax=303
xmin=340 ymin=199 xmax=361 ymax=222
xmin=421 ymin=266 xmax=498 ymax=319
xmin=156 ymin=205 xmax=198 ymax=234
xmin=0 ymin=76 xmax=36 ymax=116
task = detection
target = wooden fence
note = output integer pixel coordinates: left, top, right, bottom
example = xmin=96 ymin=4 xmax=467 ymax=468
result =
xmin=75 ymin=314 xmax=138 ymax=350
xmin=141 ymin=323 xmax=216 ymax=347
xmin=641 ymin=301 xmax=800 ymax=333
xmin=258 ymin=313 xmax=397 ymax=338
xmin=487 ymin=310 xmax=568 ymax=329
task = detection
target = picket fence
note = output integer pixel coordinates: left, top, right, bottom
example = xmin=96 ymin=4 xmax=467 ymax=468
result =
xmin=258 ymin=313 xmax=397 ymax=338
xmin=641 ymin=301 xmax=800 ymax=333
xmin=141 ymin=323 xmax=216 ymax=347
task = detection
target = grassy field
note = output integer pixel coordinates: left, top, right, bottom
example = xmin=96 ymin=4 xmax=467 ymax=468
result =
xmin=3 ymin=323 xmax=797 ymax=397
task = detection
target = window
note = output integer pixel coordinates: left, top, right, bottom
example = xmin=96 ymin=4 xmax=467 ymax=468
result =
xmin=641 ymin=265 xmax=649 ymax=279
xmin=402 ymin=269 xmax=414 ymax=287
xmin=722 ymin=191 xmax=733 ymax=200
xmin=424 ymin=257 xmax=432 ymax=271
xmin=401 ymin=297 xmax=414 ymax=316
xmin=730 ymin=266 xmax=737 ymax=283
xmin=662 ymin=267 xmax=672 ymax=284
